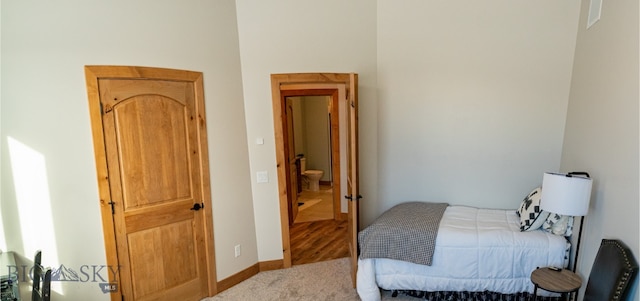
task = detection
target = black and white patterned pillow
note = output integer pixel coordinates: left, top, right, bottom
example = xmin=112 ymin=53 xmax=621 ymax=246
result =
xmin=516 ymin=187 xmax=549 ymax=231
xmin=542 ymin=213 xmax=574 ymax=236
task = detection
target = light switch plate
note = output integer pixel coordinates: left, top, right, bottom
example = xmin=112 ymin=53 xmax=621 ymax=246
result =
xmin=257 ymin=171 xmax=269 ymax=183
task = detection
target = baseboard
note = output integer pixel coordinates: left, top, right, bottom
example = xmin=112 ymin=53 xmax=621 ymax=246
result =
xmin=216 ymin=259 xmax=285 ymax=294
xmin=319 ymin=180 xmax=332 ymax=186
xmin=259 ymin=259 xmax=284 ymax=271
xmin=340 ymin=213 xmax=348 ymax=220
xmin=216 ymin=263 xmax=259 ymax=293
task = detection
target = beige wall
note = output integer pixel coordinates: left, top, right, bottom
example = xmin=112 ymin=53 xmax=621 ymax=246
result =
xmin=0 ymin=1 xmax=256 ymax=299
xmin=376 ymin=0 xmax=581 ymax=218
xmin=301 ymin=96 xmax=331 ymax=182
xmin=2 ymin=1 xmax=637 ymax=300
xmin=291 ymin=96 xmax=332 ymax=182
xmin=235 ymin=0 xmax=581 ymax=263
xmin=561 ymin=0 xmax=639 ymax=299
xmin=291 ymin=97 xmax=305 ymax=156
xmin=234 ymin=0 xmax=378 ymax=261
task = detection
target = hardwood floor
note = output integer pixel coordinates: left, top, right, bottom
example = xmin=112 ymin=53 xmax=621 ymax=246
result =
xmin=294 ymin=184 xmax=333 ymax=223
xmin=290 ymin=219 xmax=349 ymax=265
xmin=290 ymin=184 xmax=349 ymax=265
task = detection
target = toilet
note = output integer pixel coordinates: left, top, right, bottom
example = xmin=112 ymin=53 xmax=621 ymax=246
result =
xmin=299 ymin=158 xmax=324 ymax=191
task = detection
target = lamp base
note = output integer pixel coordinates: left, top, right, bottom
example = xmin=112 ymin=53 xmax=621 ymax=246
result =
xmin=546 ymin=215 xmax=570 ymax=236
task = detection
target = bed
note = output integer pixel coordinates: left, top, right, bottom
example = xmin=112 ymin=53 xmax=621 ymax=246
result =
xmin=356 ymin=201 xmax=570 ymax=301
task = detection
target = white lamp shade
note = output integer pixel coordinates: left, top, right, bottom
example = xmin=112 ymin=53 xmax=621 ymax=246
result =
xmin=540 ymin=172 xmax=592 ymax=216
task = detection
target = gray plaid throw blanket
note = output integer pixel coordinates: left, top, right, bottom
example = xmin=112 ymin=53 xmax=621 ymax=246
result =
xmin=358 ymin=202 xmax=448 ymax=266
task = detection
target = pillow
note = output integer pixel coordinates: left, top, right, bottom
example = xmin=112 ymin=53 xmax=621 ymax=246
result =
xmin=517 ymin=187 xmax=549 ymax=231
xmin=542 ymin=213 xmax=574 ymax=236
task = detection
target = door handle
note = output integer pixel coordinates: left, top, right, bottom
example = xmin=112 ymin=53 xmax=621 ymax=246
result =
xmin=344 ymin=195 xmax=362 ymax=201
xmin=190 ymin=202 xmax=204 ymax=211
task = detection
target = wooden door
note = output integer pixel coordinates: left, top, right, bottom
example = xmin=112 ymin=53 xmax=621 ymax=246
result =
xmin=85 ymin=66 xmax=216 ymax=301
xmin=285 ymin=98 xmax=299 ymax=225
xmin=346 ymin=73 xmax=360 ymax=287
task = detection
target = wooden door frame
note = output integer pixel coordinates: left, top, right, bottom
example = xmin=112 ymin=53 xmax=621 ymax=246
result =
xmin=271 ymin=73 xmax=353 ymax=268
xmin=281 ymin=88 xmax=341 ymax=226
xmin=84 ymin=65 xmax=217 ymax=300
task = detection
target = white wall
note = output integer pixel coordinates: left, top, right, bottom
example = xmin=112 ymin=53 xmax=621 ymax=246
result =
xmin=302 ymin=96 xmax=331 ymax=182
xmin=375 ymin=1 xmax=582 ymax=222
xmin=235 ymin=0 xmax=582 ymax=263
xmin=292 ymin=97 xmax=305 ymax=156
xmin=235 ymin=0 xmax=378 ymax=261
xmin=3 ymin=1 xmax=636 ymax=299
xmin=0 ymin=1 xmax=255 ymax=299
xmin=561 ymin=0 xmax=639 ymax=300
xmin=235 ymin=0 xmax=584 ymax=262
xmin=0 ymin=0 xmax=5 ymax=253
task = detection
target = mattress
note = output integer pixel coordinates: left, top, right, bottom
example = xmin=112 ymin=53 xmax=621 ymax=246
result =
xmin=356 ymin=206 xmax=569 ymax=301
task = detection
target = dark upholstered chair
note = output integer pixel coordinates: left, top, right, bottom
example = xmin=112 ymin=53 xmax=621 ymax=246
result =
xmin=583 ymin=239 xmax=638 ymax=301
xmin=32 ymin=250 xmax=52 ymax=301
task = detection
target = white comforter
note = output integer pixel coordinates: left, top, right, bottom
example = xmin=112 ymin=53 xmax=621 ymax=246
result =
xmin=356 ymin=206 xmax=568 ymax=301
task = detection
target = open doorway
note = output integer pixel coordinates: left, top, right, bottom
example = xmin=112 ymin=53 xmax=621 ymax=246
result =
xmin=287 ymin=95 xmax=334 ymax=223
xmin=282 ymin=90 xmax=342 ymax=225
xmin=271 ymin=73 xmax=359 ymax=271
xmin=282 ymin=91 xmax=348 ymax=265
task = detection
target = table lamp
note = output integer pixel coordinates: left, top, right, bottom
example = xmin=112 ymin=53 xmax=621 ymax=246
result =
xmin=540 ymin=171 xmax=593 ymax=272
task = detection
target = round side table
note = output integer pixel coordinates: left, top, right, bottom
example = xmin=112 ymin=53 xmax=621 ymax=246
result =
xmin=531 ymin=267 xmax=582 ymax=300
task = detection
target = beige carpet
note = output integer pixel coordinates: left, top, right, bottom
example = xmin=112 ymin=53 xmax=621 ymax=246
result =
xmin=201 ymin=258 xmax=416 ymax=301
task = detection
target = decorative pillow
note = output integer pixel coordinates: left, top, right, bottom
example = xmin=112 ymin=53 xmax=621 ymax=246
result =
xmin=542 ymin=213 xmax=574 ymax=236
xmin=517 ymin=187 xmax=549 ymax=231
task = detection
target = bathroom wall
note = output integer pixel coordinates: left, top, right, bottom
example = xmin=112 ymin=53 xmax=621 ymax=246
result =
xmin=291 ymin=96 xmax=332 ymax=182
xmin=291 ymin=97 xmax=305 ymax=157
xmin=291 ymin=95 xmax=348 ymax=213
xmin=301 ymin=96 xmax=331 ymax=182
